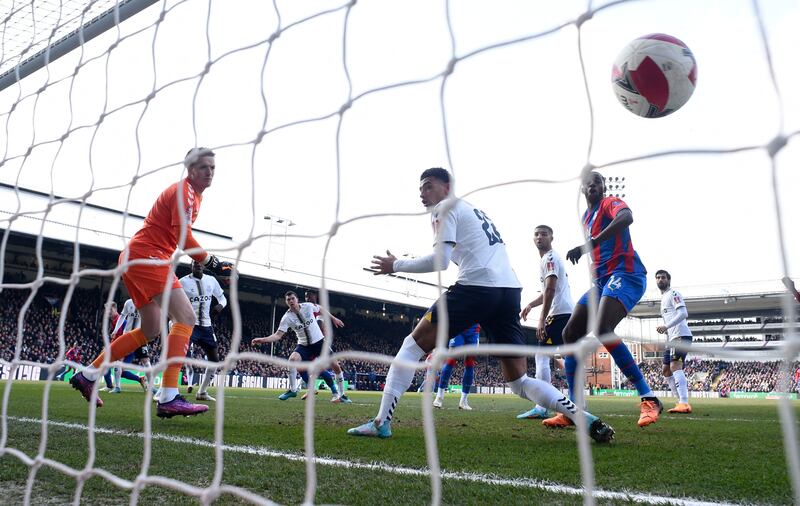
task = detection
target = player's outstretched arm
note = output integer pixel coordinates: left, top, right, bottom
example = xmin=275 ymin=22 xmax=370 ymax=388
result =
xmin=567 ymin=209 xmax=633 ymax=264
xmin=520 ymin=294 xmax=543 ymax=321
xmin=251 ymin=331 xmax=285 ymax=345
xmin=371 ymin=244 xmax=455 ymax=275
xmin=317 ymin=306 xmax=344 ymax=328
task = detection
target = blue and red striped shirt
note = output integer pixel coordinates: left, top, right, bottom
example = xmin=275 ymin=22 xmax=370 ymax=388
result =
xmin=582 ymin=197 xmax=646 ymax=278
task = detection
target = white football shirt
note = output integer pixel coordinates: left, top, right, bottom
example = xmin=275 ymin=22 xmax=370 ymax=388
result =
xmin=278 ymin=302 xmax=324 ymax=346
xmin=432 ymin=198 xmax=521 ymax=288
xmin=114 ymin=298 xmax=141 ymax=334
xmin=179 ymin=273 xmax=227 ymax=327
xmin=660 ymin=289 xmax=692 ymax=339
xmin=539 ymin=249 xmax=574 ymax=316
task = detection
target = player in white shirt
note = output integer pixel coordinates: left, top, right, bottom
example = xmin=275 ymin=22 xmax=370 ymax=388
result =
xmin=304 ymin=290 xmax=352 ymax=403
xmin=518 ymin=225 xmax=574 ymax=419
xmin=347 ymin=168 xmax=614 ymax=442
xmin=109 ymin=298 xmax=152 ymax=393
xmin=251 ymin=291 xmax=342 ymax=402
xmin=655 ymin=270 xmax=693 ymax=414
xmin=177 ymin=260 xmax=228 ymax=401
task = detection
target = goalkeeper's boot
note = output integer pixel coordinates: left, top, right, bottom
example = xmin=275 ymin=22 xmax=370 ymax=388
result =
xmin=432 ymin=397 xmax=443 ymax=409
xmin=110 ymin=387 xmax=122 ymax=394
xmin=70 ymin=372 xmax=103 ymax=408
xmin=668 ymin=402 xmax=692 ymax=414
xmin=196 ymin=392 xmax=216 ymax=402
xmin=516 ymin=406 xmax=549 ymax=419
xmin=458 ymin=399 xmax=473 ymax=411
xmin=278 ymin=390 xmax=297 ymax=401
xmin=542 ymin=412 xmax=574 ymax=428
xmin=588 ymin=416 xmax=615 ymax=444
xmin=347 ymin=419 xmax=392 ymax=438
xmin=637 ymin=397 xmax=663 ymax=428
xmin=339 ymin=394 xmax=353 ymax=404
xmin=157 ymin=395 xmax=209 ymax=419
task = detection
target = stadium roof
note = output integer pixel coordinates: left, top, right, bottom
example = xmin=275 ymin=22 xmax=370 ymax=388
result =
xmin=630 ymin=291 xmax=792 ymax=320
xmin=0 ymin=183 xmax=440 ymax=310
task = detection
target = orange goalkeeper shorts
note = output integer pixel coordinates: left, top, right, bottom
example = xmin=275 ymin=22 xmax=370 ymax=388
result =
xmin=119 ymin=248 xmax=181 ymax=308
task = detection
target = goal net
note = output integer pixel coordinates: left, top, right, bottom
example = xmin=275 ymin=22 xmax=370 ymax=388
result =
xmin=1 ymin=0 xmax=798 ymax=504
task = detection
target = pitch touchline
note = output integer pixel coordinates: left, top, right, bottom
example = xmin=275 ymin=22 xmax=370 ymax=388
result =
xmin=8 ymin=416 xmax=735 ymax=506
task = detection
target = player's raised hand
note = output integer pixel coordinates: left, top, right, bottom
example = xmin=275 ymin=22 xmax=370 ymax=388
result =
xmin=370 ymin=250 xmax=397 ymax=275
xmin=206 ymin=255 xmax=235 ymax=278
xmin=566 ymin=245 xmax=584 ymax=264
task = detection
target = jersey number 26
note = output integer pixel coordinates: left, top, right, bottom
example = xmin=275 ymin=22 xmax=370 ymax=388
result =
xmin=473 ymin=209 xmax=504 ymax=245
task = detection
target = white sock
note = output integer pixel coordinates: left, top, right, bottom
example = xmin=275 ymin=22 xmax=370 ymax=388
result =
xmin=535 ymin=354 xmax=551 ymax=384
xmin=113 ymin=367 xmax=121 ymax=389
xmin=82 ymin=369 xmax=99 ymax=381
xmin=376 ymin=335 xmax=426 ymax=425
xmin=186 ymin=367 xmax=194 ymax=387
xmin=160 ymin=387 xmax=179 ymax=403
xmin=436 ymin=387 xmax=445 ymax=400
xmin=336 ymin=371 xmax=345 ymax=396
xmin=673 ymin=369 xmax=689 ymax=404
xmin=508 ymin=374 xmax=582 ymax=422
xmin=460 ymin=392 xmax=469 ymax=403
xmin=667 ymin=374 xmax=678 ymax=398
xmin=200 ymin=367 xmax=214 ymax=394
xmin=288 ymin=367 xmax=298 ymax=392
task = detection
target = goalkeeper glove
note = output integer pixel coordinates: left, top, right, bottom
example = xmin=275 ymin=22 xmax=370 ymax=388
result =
xmin=205 ymin=255 xmax=234 ymax=278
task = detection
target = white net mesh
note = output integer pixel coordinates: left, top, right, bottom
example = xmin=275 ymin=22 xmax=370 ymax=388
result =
xmin=1 ymin=0 xmax=799 ymax=504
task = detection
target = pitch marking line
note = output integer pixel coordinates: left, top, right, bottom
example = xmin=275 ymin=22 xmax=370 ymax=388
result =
xmin=8 ymin=415 xmax=736 ymax=506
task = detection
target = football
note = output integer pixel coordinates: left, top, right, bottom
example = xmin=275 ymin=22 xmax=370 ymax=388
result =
xmin=611 ymin=33 xmax=697 ymax=118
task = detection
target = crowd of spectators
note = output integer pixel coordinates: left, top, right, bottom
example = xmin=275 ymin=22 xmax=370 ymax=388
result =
xmin=2 ymin=287 xmax=798 ymax=392
xmin=622 ymin=358 xmax=800 ymax=394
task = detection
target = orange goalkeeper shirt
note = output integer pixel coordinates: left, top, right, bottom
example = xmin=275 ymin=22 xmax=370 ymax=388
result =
xmin=127 ymin=178 xmax=207 ymax=262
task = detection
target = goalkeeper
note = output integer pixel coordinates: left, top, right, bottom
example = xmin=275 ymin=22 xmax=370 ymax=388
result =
xmin=70 ymin=147 xmax=234 ymax=418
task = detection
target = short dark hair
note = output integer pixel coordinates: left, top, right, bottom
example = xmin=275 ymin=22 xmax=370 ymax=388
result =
xmin=534 ymin=225 xmax=553 ymax=235
xmin=655 ymin=270 xmax=671 ymax=280
xmin=420 ymin=167 xmax=450 ymax=183
xmin=285 ymin=290 xmax=298 ymax=299
xmin=304 ymin=290 xmax=317 ymax=299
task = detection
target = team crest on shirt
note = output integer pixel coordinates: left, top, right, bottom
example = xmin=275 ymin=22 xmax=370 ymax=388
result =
xmin=607 ymin=275 xmax=622 ymax=291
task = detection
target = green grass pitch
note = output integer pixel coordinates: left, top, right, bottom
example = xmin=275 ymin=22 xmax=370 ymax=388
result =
xmin=0 ymin=381 xmax=796 ymax=505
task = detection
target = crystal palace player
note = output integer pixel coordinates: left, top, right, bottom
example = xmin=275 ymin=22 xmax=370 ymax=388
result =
xmin=518 ymin=224 xmax=574 ymax=420
xmin=251 ymin=291 xmax=342 ymax=403
xmin=433 ymin=323 xmax=479 ymax=411
xmin=544 ymin=171 xmax=662 ymax=429
xmin=70 ymin=148 xmax=233 ymax=418
xmin=56 ymin=343 xmax=81 ymax=381
xmin=177 ymin=260 xmax=227 ymax=402
xmin=347 ymin=168 xmax=614 ymax=442
xmin=655 ymin=270 xmax=693 ymax=414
